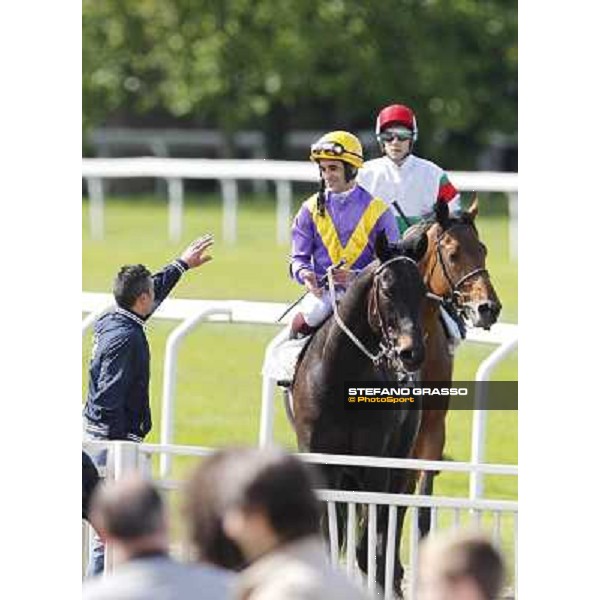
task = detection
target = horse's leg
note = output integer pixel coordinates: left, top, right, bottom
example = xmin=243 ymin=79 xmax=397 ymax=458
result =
xmin=380 ymin=407 xmax=422 ymax=596
xmin=416 ymin=316 xmax=452 ymax=538
xmin=355 ymin=463 xmax=405 ymax=595
xmin=417 ymin=471 xmax=435 ymax=537
xmin=390 ymin=470 xmax=418 ymax=597
xmin=319 ymin=464 xmax=345 ymax=555
xmin=411 ymin=408 xmax=447 ymax=538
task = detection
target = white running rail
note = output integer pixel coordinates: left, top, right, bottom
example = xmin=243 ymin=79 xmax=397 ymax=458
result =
xmin=82 ymin=157 xmax=518 ymax=257
xmin=82 ymin=293 xmax=517 ymax=496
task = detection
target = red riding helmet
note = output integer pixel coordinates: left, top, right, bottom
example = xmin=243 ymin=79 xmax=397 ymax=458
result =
xmin=375 ymin=104 xmax=418 ymax=142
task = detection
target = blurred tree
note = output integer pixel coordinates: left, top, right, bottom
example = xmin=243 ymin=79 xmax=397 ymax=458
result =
xmin=82 ymin=0 xmax=517 ymax=167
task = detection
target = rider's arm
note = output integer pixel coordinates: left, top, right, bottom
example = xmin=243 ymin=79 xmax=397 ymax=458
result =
xmin=290 ymin=205 xmax=315 ymax=285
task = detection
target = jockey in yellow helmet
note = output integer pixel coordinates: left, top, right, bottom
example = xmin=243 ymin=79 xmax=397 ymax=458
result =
xmin=289 ymin=130 xmax=400 ymax=338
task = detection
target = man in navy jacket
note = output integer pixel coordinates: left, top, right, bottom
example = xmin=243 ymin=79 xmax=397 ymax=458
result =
xmin=83 ymin=233 xmax=213 ymax=576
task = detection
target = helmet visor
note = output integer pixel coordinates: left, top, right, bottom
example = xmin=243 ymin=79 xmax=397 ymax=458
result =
xmin=378 ymin=127 xmax=413 ymax=143
xmin=311 ymin=141 xmax=362 ymax=159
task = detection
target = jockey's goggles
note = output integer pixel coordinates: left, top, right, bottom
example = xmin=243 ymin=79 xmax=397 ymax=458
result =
xmin=310 ymin=141 xmax=362 ymax=160
xmin=378 ymin=127 xmax=413 ymax=143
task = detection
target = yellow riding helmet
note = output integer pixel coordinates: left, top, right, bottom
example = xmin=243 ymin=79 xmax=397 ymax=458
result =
xmin=309 ymin=131 xmax=364 ymax=169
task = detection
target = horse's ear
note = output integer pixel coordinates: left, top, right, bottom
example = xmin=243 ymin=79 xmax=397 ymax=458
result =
xmin=466 ymin=194 xmax=479 ymax=220
xmin=375 ymin=231 xmax=392 ymax=261
xmin=435 ymin=200 xmax=450 ymax=229
xmin=403 ymin=232 xmax=428 ymax=263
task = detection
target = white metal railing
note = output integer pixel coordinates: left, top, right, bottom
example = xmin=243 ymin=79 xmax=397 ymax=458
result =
xmin=82 ymin=441 xmax=517 ymax=599
xmin=81 ymin=157 xmax=518 ymax=257
xmin=82 ymin=293 xmax=517 ymax=491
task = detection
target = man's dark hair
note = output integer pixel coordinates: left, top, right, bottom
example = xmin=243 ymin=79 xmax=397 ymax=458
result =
xmin=184 ymin=454 xmax=246 ymax=570
xmin=186 ymin=447 xmax=322 ymax=564
xmin=113 ymin=264 xmax=152 ymax=310
xmin=233 ymin=449 xmax=322 ymax=541
xmin=91 ymin=476 xmax=164 ymax=540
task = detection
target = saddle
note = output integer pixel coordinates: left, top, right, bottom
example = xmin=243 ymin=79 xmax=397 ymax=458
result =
xmin=261 ymin=330 xmax=315 ymax=426
xmin=261 ymin=333 xmax=311 ymax=388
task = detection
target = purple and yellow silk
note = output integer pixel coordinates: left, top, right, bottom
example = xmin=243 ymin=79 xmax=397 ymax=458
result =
xmin=290 ymin=185 xmax=400 ymax=284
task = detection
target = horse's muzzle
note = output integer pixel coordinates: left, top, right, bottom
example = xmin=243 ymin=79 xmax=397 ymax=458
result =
xmin=466 ymin=300 xmax=502 ymax=329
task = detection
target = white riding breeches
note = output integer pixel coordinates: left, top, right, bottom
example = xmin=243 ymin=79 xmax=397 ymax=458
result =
xmin=297 ymin=288 xmax=344 ymax=328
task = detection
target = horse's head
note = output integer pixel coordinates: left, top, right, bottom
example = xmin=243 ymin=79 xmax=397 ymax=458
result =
xmin=426 ymin=197 xmax=502 ymax=329
xmin=368 ymin=231 xmax=428 ymax=373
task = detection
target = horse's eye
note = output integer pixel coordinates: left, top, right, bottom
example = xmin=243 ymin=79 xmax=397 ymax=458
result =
xmin=448 ymin=251 xmax=458 ymax=262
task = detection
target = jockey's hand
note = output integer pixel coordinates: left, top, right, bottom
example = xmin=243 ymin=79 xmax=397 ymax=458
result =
xmin=180 ymin=234 xmax=214 ymax=269
xmin=302 ymin=270 xmax=322 ymax=297
xmin=331 ymin=268 xmax=354 ymax=286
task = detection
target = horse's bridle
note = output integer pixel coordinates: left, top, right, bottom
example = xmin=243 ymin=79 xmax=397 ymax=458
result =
xmin=427 ymin=223 xmax=489 ymax=311
xmin=327 ymin=255 xmax=420 ymax=374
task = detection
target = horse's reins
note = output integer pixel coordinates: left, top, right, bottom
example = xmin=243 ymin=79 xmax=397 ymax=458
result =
xmin=326 ymin=255 xmax=419 ymax=370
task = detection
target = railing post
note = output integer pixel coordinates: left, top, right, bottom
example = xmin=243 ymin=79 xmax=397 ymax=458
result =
xmin=109 ymin=441 xmax=141 ymax=480
xmin=102 ymin=442 xmax=140 ymax=574
xmin=167 ymin=177 xmax=184 ymax=243
xmin=275 ymin=180 xmax=292 ymax=245
xmin=160 ymin=306 xmax=232 ymax=478
xmin=220 ymin=179 xmax=238 ymax=244
xmin=259 ymin=326 xmax=291 ymax=446
xmin=87 ymin=177 xmax=105 ymax=240
xmin=470 ymin=336 xmax=518 ymax=500
xmin=508 ymin=192 xmax=518 ymax=261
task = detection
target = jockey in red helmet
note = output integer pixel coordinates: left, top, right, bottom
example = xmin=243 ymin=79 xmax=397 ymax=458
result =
xmin=357 ymin=104 xmax=463 ymax=352
xmin=358 ymin=103 xmax=461 ymax=235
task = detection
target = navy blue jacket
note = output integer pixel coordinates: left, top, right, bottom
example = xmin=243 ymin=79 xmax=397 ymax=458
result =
xmin=83 ymin=259 xmax=188 ymax=441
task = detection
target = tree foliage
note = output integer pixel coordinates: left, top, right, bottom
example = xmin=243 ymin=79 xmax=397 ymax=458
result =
xmin=83 ymin=0 xmax=517 ymax=167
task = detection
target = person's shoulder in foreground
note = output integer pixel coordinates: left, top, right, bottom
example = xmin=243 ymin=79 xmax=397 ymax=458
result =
xmin=82 ymin=553 xmax=235 ymax=600
xmin=236 ymin=534 xmax=370 ymax=600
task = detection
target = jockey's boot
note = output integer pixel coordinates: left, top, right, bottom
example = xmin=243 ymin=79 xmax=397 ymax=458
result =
xmin=290 ymin=312 xmax=316 ymax=340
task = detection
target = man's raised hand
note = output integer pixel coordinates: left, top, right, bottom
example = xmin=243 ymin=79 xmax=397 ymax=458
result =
xmin=180 ymin=233 xmax=214 ymax=269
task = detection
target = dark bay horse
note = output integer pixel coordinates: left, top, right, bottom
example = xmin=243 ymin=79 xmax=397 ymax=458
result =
xmin=291 ymin=232 xmax=428 ymax=594
xmin=401 ymin=197 xmax=502 ymax=539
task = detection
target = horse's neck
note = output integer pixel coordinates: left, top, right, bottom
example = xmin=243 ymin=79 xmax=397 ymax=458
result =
xmin=421 ymin=225 xmax=449 ymax=297
xmin=321 ymin=283 xmax=380 ymax=373
xmin=423 ymin=296 xmax=441 ymax=327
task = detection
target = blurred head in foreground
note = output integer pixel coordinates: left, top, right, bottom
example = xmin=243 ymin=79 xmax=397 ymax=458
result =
xmin=185 ymin=446 xmax=322 ymax=566
xmin=417 ymin=529 xmax=505 ymax=600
